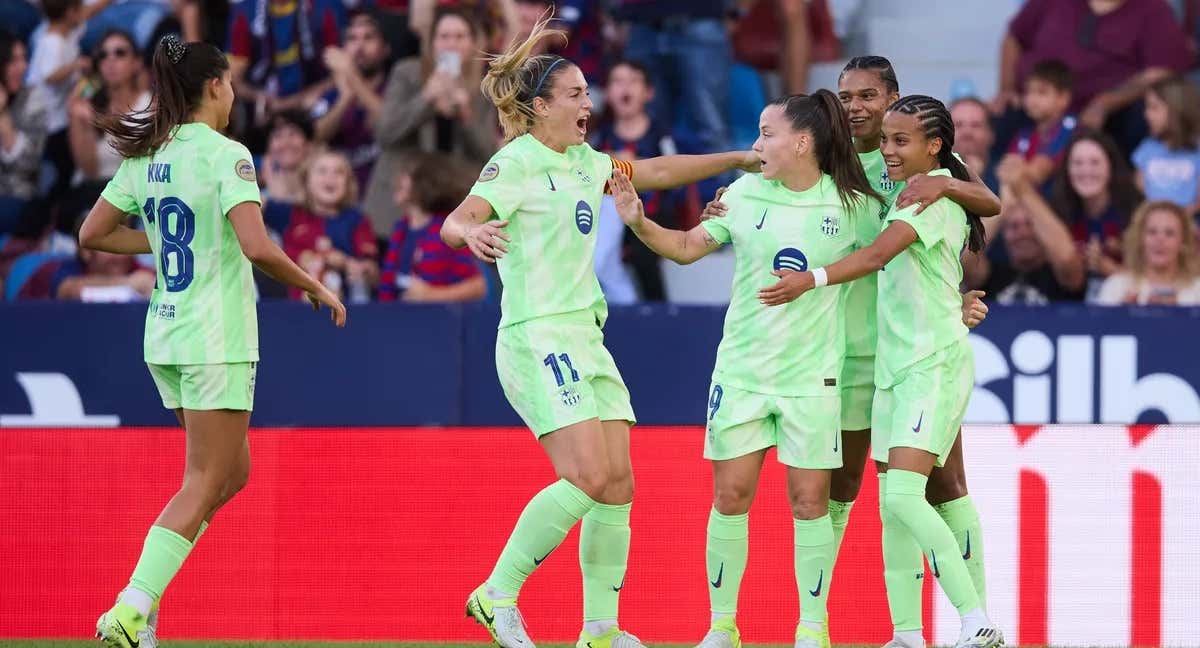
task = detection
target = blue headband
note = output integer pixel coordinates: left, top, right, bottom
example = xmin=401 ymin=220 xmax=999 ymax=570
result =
xmin=532 ymin=58 xmax=566 ymax=97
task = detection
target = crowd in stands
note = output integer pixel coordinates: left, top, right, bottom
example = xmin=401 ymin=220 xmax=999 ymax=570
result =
xmin=1 ymin=0 xmax=1200 ymax=307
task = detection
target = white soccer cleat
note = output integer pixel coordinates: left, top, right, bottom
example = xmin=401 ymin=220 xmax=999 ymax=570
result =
xmin=881 ymin=638 xmax=926 ymax=648
xmin=465 ymin=584 xmax=535 ymax=648
xmin=695 ymin=618 xmax=741 ymax=648
xmin=955 ymin=624 xmax=1004 ymax=648
xmin=140 ymin=606 xmax=159 ymax=648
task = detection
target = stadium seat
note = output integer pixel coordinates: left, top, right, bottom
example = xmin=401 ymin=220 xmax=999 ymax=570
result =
xmin=4 ymin=252 xmax=69 ymax=301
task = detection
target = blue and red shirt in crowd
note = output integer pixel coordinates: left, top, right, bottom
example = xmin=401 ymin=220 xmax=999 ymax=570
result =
xmin=227 ymin=0 xmax=346 ymax=97
xmin=591 ymin=120 xmax=690 ymax=224
xmin=378 ymin=215 xmax=480 ymax=301
xmin=1008 ymin=114 xmax=1078 ymax=165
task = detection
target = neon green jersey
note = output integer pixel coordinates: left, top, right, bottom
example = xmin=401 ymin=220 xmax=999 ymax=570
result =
xmin=469 ymin=134 xmax=621 ymax=329
xmin=875 ymin=168 xmax=970 ymax=389
xmin=702 ymin=173 xmax=880 ymax=396
xmin=101 ymin=122 xmax=261 ymax=365
xmin=843 ymin=148 xmax=901 ymax=358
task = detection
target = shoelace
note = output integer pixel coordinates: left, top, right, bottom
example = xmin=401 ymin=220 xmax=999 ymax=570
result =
xmin=500 ymin=606 xmax=532 ymax=645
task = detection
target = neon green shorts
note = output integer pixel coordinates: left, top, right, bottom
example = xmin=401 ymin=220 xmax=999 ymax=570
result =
xmin=839 ymin=355 xmax=875 ymax=431
xmin=870 ymin=339 xmax=973 ymax=467
xmin=147 ymin=362 xmax=257 ymax=411
xmin=495 ymin=310 xmax=635 ymax=437
xmin=704 ymin=381 xmax=842 ymax=469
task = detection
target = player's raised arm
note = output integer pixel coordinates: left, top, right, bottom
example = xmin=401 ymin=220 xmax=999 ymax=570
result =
xmin=612 ymin=170 xmax=720 ymax=265
xmin=628 ymin=150 xmax=760 ymax=192
xmin=440 ymin=195 xmax=510 ymax=264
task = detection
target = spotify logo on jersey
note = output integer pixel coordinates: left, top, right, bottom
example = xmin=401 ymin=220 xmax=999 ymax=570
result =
xmin=773 ymin=248 xmax=809 ymax=272
xmin=575 ymin=200 xmax=594 ymax=234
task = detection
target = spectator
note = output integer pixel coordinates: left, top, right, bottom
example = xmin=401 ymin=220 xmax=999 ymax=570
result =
xmin=0 ymin=29 xmax=48 ymax=233
xmin=280 ymin=149 xmax=379 ymax=303
xmin=993 ymin=0 xmax=1191 ymax=157
xmin=260 ymin=109 xmax=315 ymax=220
xmin=226 ymin=0 xmax=345 ymax=126
xmin=965 ymin=163 xmax=1086 ymax=304
xmin=1004 ymin=59 xmax=1077 ymax=189
xmin=591 ymin=60 xmax=684 ymax=301
xmin=27 ymin=0 xmax=112 ymax=202
xmin=1132 ymin=75 xmax=1200 ymax=216
xmin=1051 ymin=130 xmax=1142 ymax=297
xmin=950 ymin=96 xmax=1000 ymax=193
xmin=614 ymin=0 xmax=732 ymax=165
xmin=378 ymin=152 xmax=485 ymax=302
xmin=62 ymin=30 xmax=149 ymax=223
xmin=311 ymin=12 xmax=389 ymax=194
xmin=366 ymin=7 xmax=498 ymax=236
xmin=1093 ymin=200 xmax=1200 ymax=305
xmin=50 ymin=247 xmax=154 ymax=301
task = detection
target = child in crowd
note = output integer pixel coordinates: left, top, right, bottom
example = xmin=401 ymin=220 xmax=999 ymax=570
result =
xmin=1133 ymin=76 xmax=1200 ymax=218
xmin=1005 ymin=59 xmax=1077 ymax=189
xmin=280 ymin=149 xmax=379 ymax=303
xmin=378 ymin=152 xmax=485 ymax=302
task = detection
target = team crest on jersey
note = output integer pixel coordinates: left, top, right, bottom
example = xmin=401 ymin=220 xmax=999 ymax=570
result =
xmin=575 ymin=200 xmax=594 ymax=234
xmin=479 ymin=162 xmax=500 ymax=182
xmin=572 ymin=167 xmax=592 ymax=183
xmin=821 ymin=214 xmax=841 ymax=237
xmin=235 ymin=159 xmax=256 ymax=182
xmin=879 ymin=168 xmax=895 ymax=192
xmin=559 ymin=385 xmax=581 ymax=406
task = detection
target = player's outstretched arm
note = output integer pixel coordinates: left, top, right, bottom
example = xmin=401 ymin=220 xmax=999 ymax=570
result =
xmin=441 ymin=195 xmax=510 ymax=264
xmin=895 ymin=165 xmax=1001 ymax=217
xmin=759 ymin=221 xmax=917 ymax=306
xmin=78 ymin=198 xmax=152 ymax=255
xmin=612 ymin=170 xmax=719 ymax=265
xmin=227 ymin=202 xmax=347 ymax=327
xmin=629 ymin=150 xmax=760 ymax=191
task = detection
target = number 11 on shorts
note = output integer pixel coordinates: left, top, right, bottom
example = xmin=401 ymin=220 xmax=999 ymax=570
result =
xmin=543 ymin=353 xmax=580 ymax=387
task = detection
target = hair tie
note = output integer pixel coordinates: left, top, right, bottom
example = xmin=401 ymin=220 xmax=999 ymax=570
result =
xmin=162 ymin=34 xmax=187 ymax=65
xmin=531 ymin=58 xmax=565 ymax=98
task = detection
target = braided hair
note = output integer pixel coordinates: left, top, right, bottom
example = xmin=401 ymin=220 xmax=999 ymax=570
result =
xmin=886 ymin=94 xmax=987 ymax=253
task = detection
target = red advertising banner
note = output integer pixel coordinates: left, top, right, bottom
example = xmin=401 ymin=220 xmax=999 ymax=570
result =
xmin=1 ymin=425 xmax=1195 ymax=646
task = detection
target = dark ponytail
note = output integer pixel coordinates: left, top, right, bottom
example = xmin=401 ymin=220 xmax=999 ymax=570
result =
xmin=887 ymin=94 xmax=987 ymax=253
xmin=97 ymin=35 xmax=229 ymax=159
xmin=772 ymin=89 xmax=883 ymax=211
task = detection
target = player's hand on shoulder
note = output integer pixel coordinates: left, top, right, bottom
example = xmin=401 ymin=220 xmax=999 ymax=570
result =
xmin=737 ymin=150 xmax=762 ymax=173
xmin=307 ymin=284 xmax=348 ymax=327
xmin=464 ymin=219 xmax=510 ymax=264
xmin=701 ymin=186 xmax=729 ymax=222
xmin=758 ymin=269 xmax=814 ymax=307
xmin=961 ymin=289 xmax=988 ymax=328
xmin=610 ymin=170 xmax=645 ymax=226
xmin=896 ymin=173 xmax=950 ymax=214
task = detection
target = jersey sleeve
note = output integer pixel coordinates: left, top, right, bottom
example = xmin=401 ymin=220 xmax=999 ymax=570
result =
xmin=887 ymin=200 xmax=946 ymax=248
xmin=468 ymin=151 xmax=525 ymax=221
xmin=100 ymin=158 xmax=140 ymax=215
xmin=217 ymin=142 xmax=263 ymax=216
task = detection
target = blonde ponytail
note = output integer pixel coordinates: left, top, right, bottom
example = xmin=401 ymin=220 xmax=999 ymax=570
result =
xmin=480 ymin=14 xmax=569 ymax=141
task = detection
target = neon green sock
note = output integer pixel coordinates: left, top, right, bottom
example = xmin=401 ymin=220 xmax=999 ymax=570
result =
xmin=487 ymin=479 xmax=595 ymax=596
xmin=886 ymin=470 xmax=981 ymax=615
xmin=707 ymin=509 xmax=748 ymax=616
xmin=828 ymin=499 xmax=854 ymax=559
xmin=879 ymin=473 xmax=924 ymax=632
xmin=193 ymin=520 xmax=209 ymax=544
xmin=794 ymin=515 xmax=835 ymax=624
xmin=128 ymin=526 xmax=194 ymax=601
xmin=580 ymin=502 xmax=631 ymax=621
xmin=935 ymin=495 xmax=987 ymax=610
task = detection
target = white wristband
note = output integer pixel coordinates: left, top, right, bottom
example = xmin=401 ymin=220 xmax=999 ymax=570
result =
xmin=812 ymin=267 xmax=828 ymax=287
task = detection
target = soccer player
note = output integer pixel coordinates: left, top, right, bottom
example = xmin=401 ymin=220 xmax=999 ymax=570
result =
xmin=613 ymin=90 xmax=883 ymax=648
xmin=836 ymin=57 xmax=996 ymax=648
xmin=83 ymin=36 xmax=346 ymax=648
xmin=439 ymin=17 xmax=757 ymax=648
xmin=765 ymin=95 xmax=1005 ymax=648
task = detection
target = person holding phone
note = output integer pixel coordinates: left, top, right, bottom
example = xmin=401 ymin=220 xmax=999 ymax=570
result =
xmin=364 ymin=6 xmax=499 ymax=236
